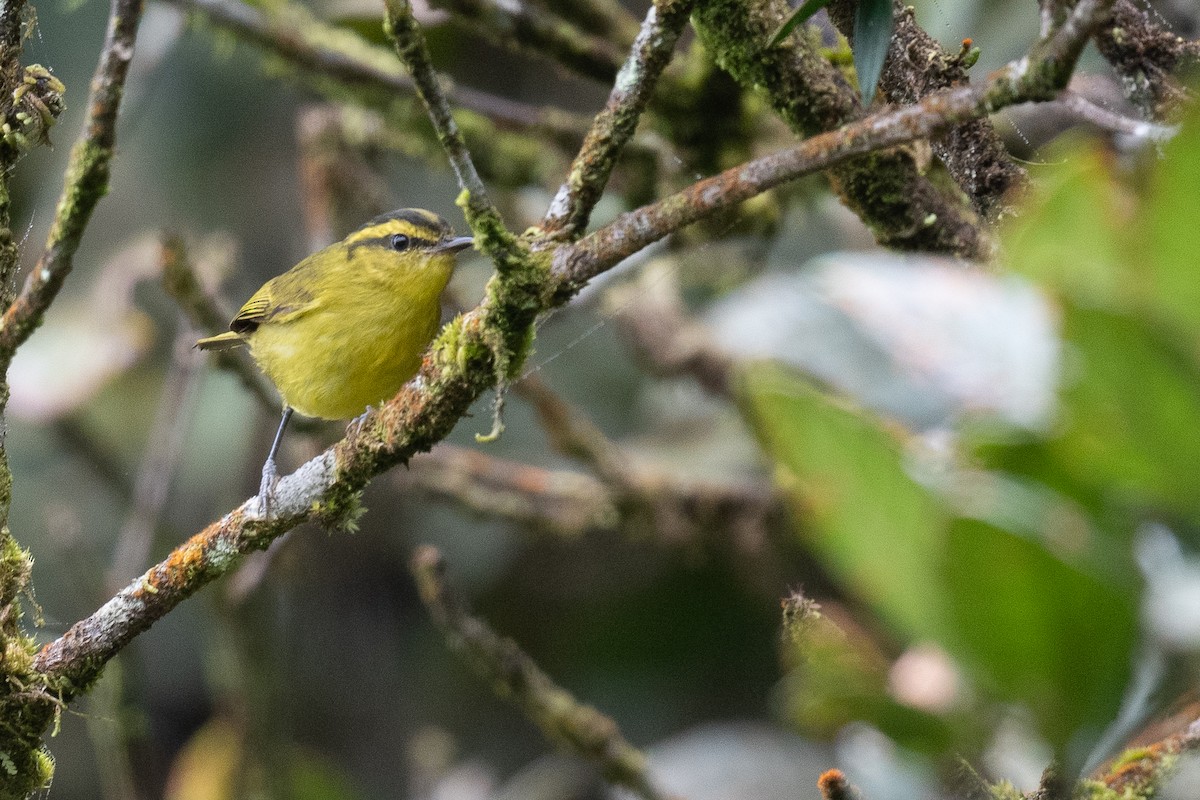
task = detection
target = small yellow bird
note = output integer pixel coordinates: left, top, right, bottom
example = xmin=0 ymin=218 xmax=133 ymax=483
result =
xmin=197 ymin=208 xmax=473 ymax=508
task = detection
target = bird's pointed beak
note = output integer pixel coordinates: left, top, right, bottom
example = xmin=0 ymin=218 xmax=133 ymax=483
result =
xmin=433 ymin=236 xmax=474 ymax=254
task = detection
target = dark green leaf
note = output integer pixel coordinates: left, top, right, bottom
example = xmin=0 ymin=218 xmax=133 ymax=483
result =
xmin=1001 ymin=146 xmax=1136 ymax=307
xmin=1144 ymin=99 xmax=1200 ymax=336
xmin=769 ymin=0 xmax=832 ymax=48
xmin=853 ymin=0 xmax=894 ymax=103
xmin=781 ymin=613 xmax=963 ymax=753
xmin=1053 ymin=305 xmax=1200 ymax=527
xmin=739 ymin=363 xmax=947 ymax=639
xmin=944 ymin=517 xmax=1138 ymax=769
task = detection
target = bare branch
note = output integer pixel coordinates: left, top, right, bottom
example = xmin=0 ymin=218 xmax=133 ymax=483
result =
xmin=516 ymin=376 xmax=631 ymax=485
xmin=403 ymin=445 xmax=619 ymax=537
xmin=605 ymin=264 xmax=734 ymax=398
xmin=550 ymin=0 xmax=640 ymax=48
xmin=108 ymin=328 xmax=203 ymax=593
xmin=162 ymin=0 xmax=593 ymax=140
xmin=541 ymin=0 xmax=695 ymax=240
xmin=0 ymin=0 xmax=147 ymax=374
xmin=431 ymin=0 xmax=625 ymax=83
xmin=410 ymin=545 xmax=668 ymax=800
xmin=1057 ymin=90 xmax=1178 ymax=141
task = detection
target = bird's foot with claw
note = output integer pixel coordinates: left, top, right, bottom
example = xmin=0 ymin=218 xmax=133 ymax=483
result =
xmin=257 ymin=458 xmax=281 ymax=518
xmin=347 ymin=406 xmax=374 ymax=439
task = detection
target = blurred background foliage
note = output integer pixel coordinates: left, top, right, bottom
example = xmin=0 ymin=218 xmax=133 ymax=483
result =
xmin=9 ymin=0 xmax=1200 ymax=797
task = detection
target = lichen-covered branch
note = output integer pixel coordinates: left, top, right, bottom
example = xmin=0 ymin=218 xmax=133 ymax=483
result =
xmin=541 ymin=0 xmax=695 ymax=240
xmin=410 ymin=545 xmax=668 ymax=800
xmin=554 ymin=0 xmax=1115 ymax=293
xmin=825 ymin=1 xmax=1026 ymax=218
xmin=1085 ymin=720 xmax=1200 ymax=798
xmin=0 ymin=0 xmax=146 ymax=375
xmin=693 ymin=0 xmax=989 ymax=258
xmin=1095 ymin=0 xmax=1199 ymax=120
xmin=0 ymin=0 xmax=143 ymax=791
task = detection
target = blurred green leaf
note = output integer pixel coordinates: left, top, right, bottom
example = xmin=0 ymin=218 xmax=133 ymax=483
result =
xmin=1052 ymin=305 xmax=1200 ymax=527
xmin=1002 ymin=145 xmax=1136 ymax=307
xmin=740 ymin=363 xmax=946 ymax=639
xmin=1144 ymin=99 xmax=1200 ymax=337
xmin=853 ymin=0 xmax=893 ymax=104
xmin=769 ymin=0 xmax=831 ymax=47
xmin=944 ymin=517 xmax=1137 ymax=767
xmin=290 ymin=753 xmax=360 ymax=800
xmin=781 ymin=612 xmax=963 ymax=753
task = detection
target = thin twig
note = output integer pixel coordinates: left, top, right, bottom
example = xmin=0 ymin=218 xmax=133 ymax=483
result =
xmin=32 ymin=0 xmax=1112 ymax=692
xmin=1058 ymin=90 xmax=1178 ymax=140
xmin=382 ymin=0 xmax=495 ymax=222
xmin=605 ymin=263 xmax=734 ymax=398
xmin=432 ymin=0 xmax=625 ymax=83
xmin=161 ymin=0 xmax=593 ymax=140
xmin=159 ymin=233 xmax=280 ymax=411
xmin=0 ymin=0 xmax=147 ymax=375
xmin=410 ymin=545 xmax=668 ymax=800
xmin=402 ymin=445 xmax=619 ymax=538
xmin=108 ymin=326 xmax=204 ymax=594
xmin=550 ymin=0 xmax=640 ymax=48
xmin=541 ymin=0 xmax=695 ymax=241
xmin=515 ymin=376 xmax=629 ymax=486
xmin=553 ymin=0 xmax=1116 ymax=294
xmin=824 ymin=1 xmax=1027 ymax=218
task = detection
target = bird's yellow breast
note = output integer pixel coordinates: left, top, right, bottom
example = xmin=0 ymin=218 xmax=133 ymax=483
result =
xmin=245 ymin=245 xmax=455 ymax=420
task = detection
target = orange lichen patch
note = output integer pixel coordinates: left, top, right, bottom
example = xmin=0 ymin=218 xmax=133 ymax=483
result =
xmin=818 ymin=769 xmax=855 ymax=800
xmin=1102 ymin=741 xmax=1172 ymax=795
xmin=962 ymin=38 xmax=973 ymax=49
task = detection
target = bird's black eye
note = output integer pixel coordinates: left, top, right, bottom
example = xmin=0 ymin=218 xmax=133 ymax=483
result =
xmin=391 ymin=233 xmax=411 ymax=251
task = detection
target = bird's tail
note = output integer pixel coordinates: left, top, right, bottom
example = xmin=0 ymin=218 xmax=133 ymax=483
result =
xmin=195 ymin=331 xmax=245 ymax=352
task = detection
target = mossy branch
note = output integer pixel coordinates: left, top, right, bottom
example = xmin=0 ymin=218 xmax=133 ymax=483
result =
xmin=1095 ymin=0 xmax=1198 ymax=120
xmin=824 ymin=0 xmax=1026 ymax=218
xmin=0 ymin=0 xmax=146 ymax=376
xmin=410 ymin=545 xmax=668 ymax=800
xmin=554 ymin=0 xmax=1115 ymax=293
xmin=692 ymin=0 xmax=989 ymax=258
xmin=541 ymin=0 xmax=696 ymax=241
